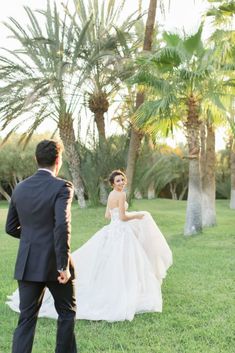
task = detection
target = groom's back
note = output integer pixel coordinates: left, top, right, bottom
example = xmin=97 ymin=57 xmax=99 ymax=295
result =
xmin=10 ymin=170 xmax=72 ymax=281
xmin=14 ymin=171 xmax=61 ymax=230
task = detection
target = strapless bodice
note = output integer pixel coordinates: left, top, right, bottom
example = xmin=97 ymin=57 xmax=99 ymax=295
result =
xmin=109 ymin=201 xmax=128 ymax=222
xmin=109 ymin=208 xmax=120 ymax=222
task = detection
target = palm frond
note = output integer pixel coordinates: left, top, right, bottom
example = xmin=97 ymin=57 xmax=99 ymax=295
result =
xmin=162 ymin=32 xmax=182 ymax=47
xmin=183 ymin=24 xmax=203 ymax=55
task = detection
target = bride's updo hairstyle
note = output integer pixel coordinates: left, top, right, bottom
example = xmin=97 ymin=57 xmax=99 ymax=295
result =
xmin=108 ymin=170 xmax=127 ymax=186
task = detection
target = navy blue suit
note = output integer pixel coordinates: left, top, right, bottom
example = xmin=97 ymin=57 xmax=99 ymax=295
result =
xmin=6 ymin=170 xmax=77 ymax=353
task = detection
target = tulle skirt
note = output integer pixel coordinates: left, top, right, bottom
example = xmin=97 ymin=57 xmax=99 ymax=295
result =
xmin=6 ymin=211 xmax=172 ymax=322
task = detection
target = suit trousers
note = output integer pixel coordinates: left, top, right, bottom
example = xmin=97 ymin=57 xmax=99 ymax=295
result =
xmin=12 ymin=279 xmax=77 ymax=353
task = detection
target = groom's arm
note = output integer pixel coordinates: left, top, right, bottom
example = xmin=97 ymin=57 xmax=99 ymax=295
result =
xmin=53 ymin=181 xmax=74 ymax=273
xmin=5 ymin=197 xmax=21 ymax=238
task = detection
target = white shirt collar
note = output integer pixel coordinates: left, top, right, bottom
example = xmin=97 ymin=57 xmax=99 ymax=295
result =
xmin=38 ymin=168 xmax=55 ymax=177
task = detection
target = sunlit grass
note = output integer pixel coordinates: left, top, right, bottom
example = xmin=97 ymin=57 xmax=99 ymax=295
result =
xmin=0 ymin=199 xmax=234 ymax=353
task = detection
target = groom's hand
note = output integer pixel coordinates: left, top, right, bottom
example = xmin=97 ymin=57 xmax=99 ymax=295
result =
xmin=57 ymin=269 xmax=71 ymax=284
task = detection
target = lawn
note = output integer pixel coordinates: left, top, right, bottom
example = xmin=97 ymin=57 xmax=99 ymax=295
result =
xmin=0 ymin=199 xmax=234 ymax=353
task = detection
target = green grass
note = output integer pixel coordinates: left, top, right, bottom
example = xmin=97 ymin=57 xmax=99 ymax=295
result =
xmin=0 ymin=199 xmax=234 ymax=353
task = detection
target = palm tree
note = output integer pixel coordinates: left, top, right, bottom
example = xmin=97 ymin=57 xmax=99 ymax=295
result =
xmin=62 ymin=0 xmax=141 ymax=204
xmin=126 ymin=0 xmax=157 ymax=201
xmin=131 ymin=26 xmax=227 ymax=235
xmin=70 ymin=0 xmax=140 ymax=142
xmin=207 ymin=0 xmax=235 ymax=209
xmin=0 ymin=2 xmax=91 ymax=207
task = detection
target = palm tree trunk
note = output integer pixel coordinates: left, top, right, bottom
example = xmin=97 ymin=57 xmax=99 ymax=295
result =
xmin=143 ymin=0 xmax=157 ymax=51
xmin=148 ymin=181 xmax=155 ymax=199
xmin=134 ymin=188 xmax=143 ymax=199
xmin=184 ymin=95 xmax=202 ymax=236
xmin=99 ymin=179 xmax=108 ymax=205
xmin=200 ymin=121 xmax=206 ymax=182
xmin=126 ymin=0 xmax=157 ymax=200
xmin=201 ymin=123 xmax=216 ymax=226
xmin=59 ymin=114 xmax=86 ymax=208
xmin=169 ymin=182 xmax=177 ymax=200
xmin=94 ymin=111 xmax=106 ymax=141
xmin=0 ymin=185 xmax=11 ymax=202
xmin=184 ymin=159 xmax=202 ymax=235
xmin=89 ymin=91 xmax=108 ymax=141
xmin=179 ymin=184 xmax=188 ymax=200
xmin=126 ymin=123 xmax=143 ymax=199
xmin=230 ymin=138 xmax=235 ymax=209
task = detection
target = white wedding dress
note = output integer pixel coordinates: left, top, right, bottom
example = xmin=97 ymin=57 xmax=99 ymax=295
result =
xmin=6 ymin=204 xmax=173 ymax=322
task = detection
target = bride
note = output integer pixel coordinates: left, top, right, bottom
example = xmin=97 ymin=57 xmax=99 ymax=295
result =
xmin=7 ymin=170 xmax=173 ymax=322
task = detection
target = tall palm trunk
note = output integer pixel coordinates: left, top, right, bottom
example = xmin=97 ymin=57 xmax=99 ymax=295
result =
xmin=88 ymin=91 xmax=109 ymax=205
xmin=201 ymin=123 xmax=216 ymax=226
xmin=230 ymin=138 xmax=235 ymax=209
xmin=95 ymin=112 xmax=106 ymax=140
xmin=88 ymin=91 xmax=109 ymax=141
xmin=59 ymin=113 xmax=86 ymax=208
xmin=126 ymin=110 xmax=144 ymax=200
xmin=184 ymin=94 xmax=202 ymax=236
xmin=200 ymin=121 xmax=206 ymax=181
xmin=126 ymin=0 xmax=157 ymax=200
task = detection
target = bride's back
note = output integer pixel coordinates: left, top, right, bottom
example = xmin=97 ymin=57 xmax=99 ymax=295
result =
xmin=107 ymin=190 xmax=124 ymax=209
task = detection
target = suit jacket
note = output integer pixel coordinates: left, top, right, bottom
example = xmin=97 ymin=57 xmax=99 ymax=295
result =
xmin=5 ymin=170 xmax=75 ymax=282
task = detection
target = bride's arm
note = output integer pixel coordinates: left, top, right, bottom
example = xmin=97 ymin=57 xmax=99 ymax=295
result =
xmin=105 ymin=203 xmax=111 ymax=219
xmin=118 ymin=192 xmax=144 ymax=221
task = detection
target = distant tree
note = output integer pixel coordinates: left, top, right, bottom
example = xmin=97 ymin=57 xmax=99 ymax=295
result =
xmin=0 ymin=135 xmax=38 ymax=200
xmin=135 ymin=142 xmax=188 ymax=200
xmin=216 ymin=146 xmax=231 ymax=199
xmin=0 ymin=133 xmax=75 ymax=201
xmin=0 ymin=2 xmax=91 ymax=207
xmin=78 ymin=135 xmax=128 ymax=206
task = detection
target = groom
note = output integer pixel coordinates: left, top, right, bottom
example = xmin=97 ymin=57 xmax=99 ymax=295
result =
xmin=5 ymin=139 xmax=77 ymax=353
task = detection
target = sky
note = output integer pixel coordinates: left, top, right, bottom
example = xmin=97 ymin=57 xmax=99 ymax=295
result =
xmin=0 ymin=0 xmax=227 ymax=149
xmin=0 ymin=0 xmax=210 ymax=42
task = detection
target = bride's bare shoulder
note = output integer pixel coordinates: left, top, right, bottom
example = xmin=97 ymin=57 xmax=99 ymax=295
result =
xmin=110 ymin=190 xmax=125 ymax=198
xmin=119 ymin=191 xmax=126 ymax=200
xmin=108 ymin=191 xmax=126 ymax=205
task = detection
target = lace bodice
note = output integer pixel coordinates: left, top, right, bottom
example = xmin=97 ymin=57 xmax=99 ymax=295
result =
xmin=109 ymin=201 xmax=128 ymax=222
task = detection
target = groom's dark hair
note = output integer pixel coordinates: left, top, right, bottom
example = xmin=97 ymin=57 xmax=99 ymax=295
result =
xmin=35 ymin=139 xmax=63 ymax=167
